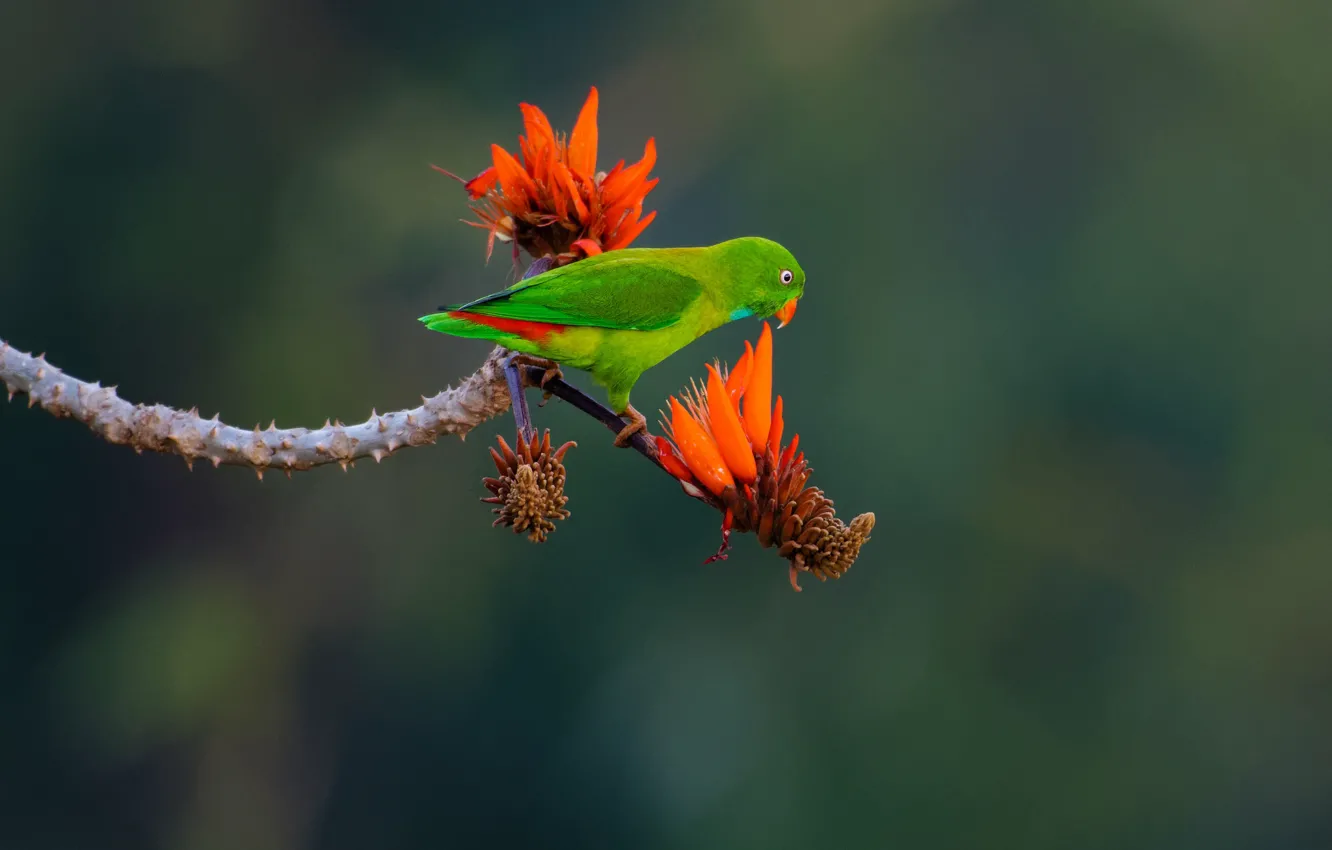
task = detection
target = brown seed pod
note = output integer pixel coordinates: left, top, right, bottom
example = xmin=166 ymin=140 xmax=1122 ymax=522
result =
xmin=482 ymin=429 xmax=576 ymax=543
xmin=718 ymin=450 xmax=874 ymax=590
xmin=781 ymin=508 xmax=876 ymax=592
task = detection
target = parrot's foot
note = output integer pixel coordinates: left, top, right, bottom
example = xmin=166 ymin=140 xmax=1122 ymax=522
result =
xmin=508 ymin=354 xmax=564 ymax=405
xmin=535 ymin=364 xmax=563 ymax=406
xmin=614 ymin=405 xmax=648 ymax=448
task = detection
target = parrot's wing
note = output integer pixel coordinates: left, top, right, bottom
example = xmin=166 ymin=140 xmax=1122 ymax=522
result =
xmin=450 ymin=260 xmax=704 ymax=331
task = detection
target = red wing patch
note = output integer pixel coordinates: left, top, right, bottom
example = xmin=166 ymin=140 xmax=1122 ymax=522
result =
xmin=448 ymin=311 xmax=568 ymax=342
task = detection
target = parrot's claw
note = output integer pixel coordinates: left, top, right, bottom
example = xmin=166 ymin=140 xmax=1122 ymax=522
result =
xmin=537 ymin=365 xmax=563 ymax=406
xmin=614 ymin=405 xmax=649 ymax=448
xmin=508 ymin=354 xmax=564 ymax=393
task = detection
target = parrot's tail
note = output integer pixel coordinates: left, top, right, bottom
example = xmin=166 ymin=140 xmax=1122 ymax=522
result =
xmin=419 ymin=311 xmax=567 ymax=344
xmin=419 ymin=311 xmax=497 ymax=339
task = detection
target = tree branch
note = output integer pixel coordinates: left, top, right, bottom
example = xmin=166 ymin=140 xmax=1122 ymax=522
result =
xmin=0 ymin=335 xmax=722 ymax=512
xmin=521 ymin=365 xmax=724 ymax=510
xmin=0 ymin=338 xmax=512 ymax=477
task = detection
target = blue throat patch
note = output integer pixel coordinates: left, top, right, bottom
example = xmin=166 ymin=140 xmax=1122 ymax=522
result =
xmin=728 ymin=307 xmax=755 ymax=321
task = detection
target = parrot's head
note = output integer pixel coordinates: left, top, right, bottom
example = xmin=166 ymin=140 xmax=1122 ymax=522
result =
xmin=716 ymin=237 xmax=805 ymax=329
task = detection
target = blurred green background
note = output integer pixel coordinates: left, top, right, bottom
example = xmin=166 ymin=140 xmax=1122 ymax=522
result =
xmin=2 ymin=0 xmax=1330 ymax=847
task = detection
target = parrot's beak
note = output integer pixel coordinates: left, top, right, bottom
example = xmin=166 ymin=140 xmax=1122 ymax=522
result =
xmin=775 ymin=298 xmax=799 ymax=328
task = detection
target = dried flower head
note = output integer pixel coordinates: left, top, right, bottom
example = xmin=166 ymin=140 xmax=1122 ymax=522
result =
xmin=440 ymin=87 xmax=659 ymax=265
xmin=483 ymin=429 xmax=576 ymax=543
xmin=657 ymin=324 xmax=876 ymax=590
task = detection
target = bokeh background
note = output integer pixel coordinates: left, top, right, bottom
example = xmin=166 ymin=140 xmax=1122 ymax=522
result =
xmin=2 ymin=1 xmax=1330 ymax=847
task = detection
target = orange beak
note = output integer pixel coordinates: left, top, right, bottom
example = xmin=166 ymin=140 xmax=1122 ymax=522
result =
xmin=775 ymin=298 xmax=799 ymax=328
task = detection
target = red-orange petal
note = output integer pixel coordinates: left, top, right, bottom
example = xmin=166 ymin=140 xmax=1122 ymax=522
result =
xmin=726 ymin=343 xmax=753 ymax=404
xmin=519 ymin=103 xmax=555 ymax=152
xmin=544 ymin=141 xmax=558 ymax=183
xmin=599 ymin=159 xmax=624 ymax=188
xmin=610 ymin=203 xmax=639 ymax=237
xmin=553 ymin=160 xmax=589 ymax=224
xmin=670 ymin=397 xmax=733 ymax=497
xmin=601 ymin=138 xmax=657 ymax=207
xmin=571 ymin=238 xmax=602 ymax=257
xmin=706 ymin=365 xmax=757 ymax=484
xmin=654 ymin=435 xmax=694 ymax=482
xmin=550 ymin=170 xmax=568 ymax=220
xmin=768 ymin=395 xmax=784 ymax=459
xmin=780 ymin=433 xmax=800 ymax=470
xmin=604 ymin=209 xmax=656 ymax=251
xmin=463 ymin=166 xmax=498 ymax=199
xmin=743 ymin=323 xmax=773 ymax=450
xmin=603 ymin=177 xmax=660 ymax=233
xmin=567 ymin=86 xmax=599 ymax=180
xmin=490 ymin=144 xmax=537 ymax=209
xmin=518 ymin=136 xmax=536 ymax=178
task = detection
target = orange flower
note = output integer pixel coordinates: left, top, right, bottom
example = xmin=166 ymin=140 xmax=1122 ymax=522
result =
xmin=437 ymin=87 xmax=660 ymax=264
xmin=660 ymin=322 xmax=786 ymax=499
xmin=656 ymin=323 xmax=875 ymax=590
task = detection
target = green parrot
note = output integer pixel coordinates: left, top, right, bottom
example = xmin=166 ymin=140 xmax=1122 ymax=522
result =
xmin=420 ymin=236 xmax=805 ymax=444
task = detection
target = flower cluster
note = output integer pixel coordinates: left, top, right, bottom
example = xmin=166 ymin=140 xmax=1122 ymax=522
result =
xmin=483 ymin=429 xmax=576 ymax=543
xmin=440 ymin=87 xmax=659 ymax=265
xmin=656 ymin=324 xmax=875 ymax=590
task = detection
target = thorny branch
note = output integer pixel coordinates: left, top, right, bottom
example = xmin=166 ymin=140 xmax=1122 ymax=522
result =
xmin=0 ymin=336 xmax=717 ymax=505
xmin=0 ymin=338 xmax=513 ymax=478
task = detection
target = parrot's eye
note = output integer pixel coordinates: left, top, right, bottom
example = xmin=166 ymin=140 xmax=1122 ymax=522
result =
xmin=779 ymin=269 xmax=794 ymax=285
